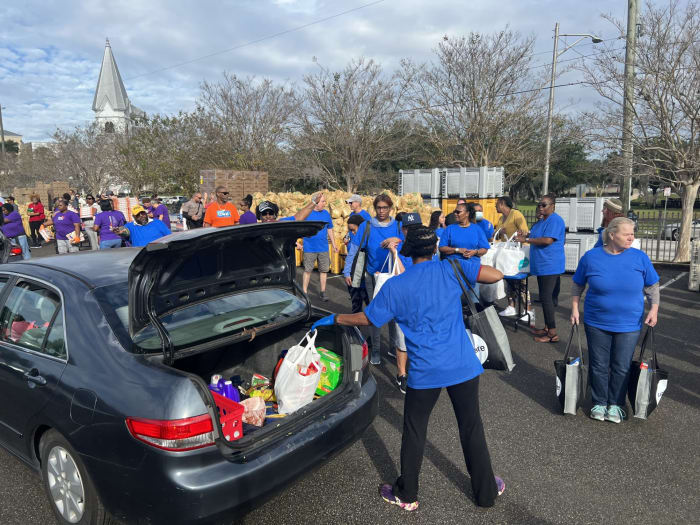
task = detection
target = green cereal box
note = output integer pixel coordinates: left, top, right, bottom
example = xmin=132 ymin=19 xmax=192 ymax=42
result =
xmin=315 ymin=347 xmax=343 ymax=396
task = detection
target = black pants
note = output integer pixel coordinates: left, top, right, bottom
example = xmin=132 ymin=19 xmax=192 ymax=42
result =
xmin=347 ymin=283 xmax=369 ymax=314
xmin=537 ymin=274 xmax=560 ymax=329
xmin=29 ymin=221 xmax=42 ymax=246
xmin=394 ymin=376 xmax=498 ymax=506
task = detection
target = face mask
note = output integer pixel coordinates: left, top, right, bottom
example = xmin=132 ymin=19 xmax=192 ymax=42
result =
xmin=475 ymin=211 xmax=484 ymax=221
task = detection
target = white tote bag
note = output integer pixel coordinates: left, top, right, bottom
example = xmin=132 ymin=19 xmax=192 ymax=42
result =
xmin=373 ymin=253 xmax=400 ymax=298
xmin=496 ymin=234 xmax=529 ymax=276
xmin=481 ymin=228 xmax=503 ymax=268
xmin=274 ymin=331 xmax=322 ymax=414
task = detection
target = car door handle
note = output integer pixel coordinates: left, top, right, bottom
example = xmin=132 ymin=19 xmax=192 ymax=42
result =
xmin=24 ymin=369 xmax=47 ymax=386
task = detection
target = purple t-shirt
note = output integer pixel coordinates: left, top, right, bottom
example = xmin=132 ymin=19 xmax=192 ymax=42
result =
xmin=2 ymin=211 xmax=26 ymax=238
xmin=94 ymin=210 xmax=126 ymax=241
xmin=152 ymin=204 xmax=170 ymax=230
xmin=239 ymin=211 xmax=257 ymax=224
xmin=53 ymin=210 xmax=82 ymax=240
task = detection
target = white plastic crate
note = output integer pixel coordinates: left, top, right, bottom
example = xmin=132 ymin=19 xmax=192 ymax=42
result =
xmin=442 ymin=168 xmax=480 ymax=197
xmin=564 ymin=239 xmax=582 ymax=272
xmin=690 ymin=239 xmax=700 ymax=292
xmin=556 ymin=197 xmax=605 ymax=232
xmin=566 ymin=232 xmax=598 ymax=254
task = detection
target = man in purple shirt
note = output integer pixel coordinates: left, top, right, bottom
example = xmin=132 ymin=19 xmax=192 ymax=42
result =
xmin=93 ymin=199 xmax=126 ymax=249
xmin=2 ymin=203 xmax=31 ymax=260
xmin=45 ymin=199 xmax=82 ymax=254
xmin=150 ymin=196 xmax=171 ymax=231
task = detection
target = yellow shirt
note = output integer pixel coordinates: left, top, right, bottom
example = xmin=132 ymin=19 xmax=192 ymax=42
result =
xmin=495 ymin=209 xmax=529 ymax=239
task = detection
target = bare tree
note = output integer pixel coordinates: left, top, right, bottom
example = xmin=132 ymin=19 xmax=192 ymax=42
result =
xmin=580 ymin=0 xmax=700 ymax=261
xmin=292 ymin=58 xmax=411 ymax=192
xmin=400 ymin=30 xmax=556 ymax=188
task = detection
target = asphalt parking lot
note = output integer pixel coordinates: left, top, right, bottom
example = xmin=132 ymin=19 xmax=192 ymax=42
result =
xmin=0 ymin=247 xmax=698 ymax=524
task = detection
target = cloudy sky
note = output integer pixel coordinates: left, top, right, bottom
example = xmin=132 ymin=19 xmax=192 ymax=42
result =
xmin=1 ymin=0 xmax=650 ymax=142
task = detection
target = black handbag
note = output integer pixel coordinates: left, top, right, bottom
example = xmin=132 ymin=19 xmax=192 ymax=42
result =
xmin=350 ymin=222 xmax=371 ymax=288
xmin=449 ymin=259 xmax=515 ymax=371
xmin=554 ymin=325 xmax=586 ymax=415
xmin=627 ymin=328 xmax=669 ymax=419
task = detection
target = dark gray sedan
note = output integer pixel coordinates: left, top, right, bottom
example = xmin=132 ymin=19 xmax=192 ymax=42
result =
xmin=0 ymin=222 xmax=377 ymax=524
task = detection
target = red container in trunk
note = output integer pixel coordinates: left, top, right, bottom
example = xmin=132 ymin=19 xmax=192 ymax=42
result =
xmin=212 ymin=391 xmax=245 ymax=442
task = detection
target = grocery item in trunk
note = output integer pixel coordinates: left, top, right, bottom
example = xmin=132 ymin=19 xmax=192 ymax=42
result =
xmin=212 ymin=391 xmax=244 ymax=441
xmin=251 ymin=373 xmax=271 ymax=388
xmin=315 ymin=347 xmax=344 ymax=397
xmin=241 ymin=397 xmax=266 ymax=427
xmin=274 ymin=331 xmax=322 ymax=414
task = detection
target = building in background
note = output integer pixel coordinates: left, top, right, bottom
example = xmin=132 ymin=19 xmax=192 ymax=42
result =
xmin=2 ymin=130 xmax=23 ymax=151
xmin=92 ymin=38 xmax=145 ymax=134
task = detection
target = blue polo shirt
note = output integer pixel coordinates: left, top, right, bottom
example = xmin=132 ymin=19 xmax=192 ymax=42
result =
xmin=476 ymin=218 xmax=495 ymax=240
xmin=439 ymin=223 xmax=489 ymax=260
xmin=124 ymin=219 xmax=171 ymax=247
xmin=529 ymin=213 xmax=566 ymax=276
xmin=365 ymin=258 xmax=483 ymax=389
xmin=573 ymin=247 xmax=659 ymax=332
xmin=303 ymin=210 xmax=334 ymax=253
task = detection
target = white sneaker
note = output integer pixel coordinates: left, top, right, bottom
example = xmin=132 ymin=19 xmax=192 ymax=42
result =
xmin=499 ymin=306 xmax=517 ymax=317
xmin=519 ymin=311 xmax=534 ymax=322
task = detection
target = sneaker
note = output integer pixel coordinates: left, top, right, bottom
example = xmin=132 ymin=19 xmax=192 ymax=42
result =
xmin=495 ymin=476 xmax=505 ymax=497
xmin=590 ymin=405 xmax=606 ymax=421
xmin=518 ymin=311 xmax=534 ymax=322
xmin=499 ymin=306 xmax=517 ymax=317
xmin=396 ymin=375 xmax=407 ymax=395
xmin=320 ymin=291 xmax=328 ymax=302
xmin=605 ymin=405 xmax=625 ymax=424
xmin=379 ymin=484 xmax=418 ymax=511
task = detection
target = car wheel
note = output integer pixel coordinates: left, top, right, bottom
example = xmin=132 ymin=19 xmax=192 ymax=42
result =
xmin=671 ymin=229 xmax=679 ymax=241
xmin=40 ymin=430 xmax=112 ymax=525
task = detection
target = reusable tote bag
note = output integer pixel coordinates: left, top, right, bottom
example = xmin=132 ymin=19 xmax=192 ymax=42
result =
xmin=450 ymin=259 xmax=515 ymax=371
xmin=495 ymin=233 xmax=529 ymax=276
xmin=274 ymin=331 xmax=322 ymax=414
xmin=350 ymin=222 xmax=371 ymax=288
xmin=627 ymin=328 xmax=669 ymax=419
xmin=373 ymin=253 xmax=400 ymax=298
xmin=554 ymin=326 xmax=586 ymax=415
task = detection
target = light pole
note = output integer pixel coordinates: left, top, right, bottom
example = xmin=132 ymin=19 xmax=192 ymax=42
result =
xmin=542 ymin=23 xmax=602 ymax=195
xmin=0 ymin=104 xmax=6 ymax=172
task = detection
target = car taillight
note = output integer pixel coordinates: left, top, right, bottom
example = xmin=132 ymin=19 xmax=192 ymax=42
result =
xmin=125 ymin=414 xmax=215 ymax=451
xmin=10 ymin=247 xmax=22 ymax=255
xmin=361 ymin=340 xmax=369 ymax=369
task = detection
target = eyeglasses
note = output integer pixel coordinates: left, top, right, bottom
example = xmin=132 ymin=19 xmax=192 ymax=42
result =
xmin=454 ymin=209 xmax=465 ymax=214
xmin=375 ymin=205 xmax=390 ymax=211
xmin=218 ymin=191 xmax=229 ymax=195
xmin=261 ymin=211 xmax=275 ymax=216
xmin=537 ymin=202 xmax=549 ymax=208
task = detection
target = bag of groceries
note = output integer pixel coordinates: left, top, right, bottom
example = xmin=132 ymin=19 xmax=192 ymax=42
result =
xmin=274 ymin=331 xmax=322 ymax=414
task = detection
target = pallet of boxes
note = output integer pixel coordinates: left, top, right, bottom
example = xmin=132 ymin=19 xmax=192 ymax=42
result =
xmin=199 ymin=169 xmax=269 ymax=208
xmin=250 ymin=190 xmax=437 ymax=274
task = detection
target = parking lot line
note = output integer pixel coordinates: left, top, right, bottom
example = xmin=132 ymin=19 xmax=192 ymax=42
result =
xmin=659 ymin=272 xmax=688 ymax=290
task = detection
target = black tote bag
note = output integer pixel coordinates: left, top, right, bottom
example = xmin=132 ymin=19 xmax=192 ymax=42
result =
xmin=450 ymin=259 xmax=515 ymax=371
xmin=350 ymin=222 xmax=371 ymax=288
xmin=554 ymin=325 xmax=586 ymax=415
xmin=627 ymin=327 xmax=669 ymax=419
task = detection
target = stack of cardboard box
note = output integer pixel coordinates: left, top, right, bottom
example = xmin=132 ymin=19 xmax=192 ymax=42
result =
xmin=199 ymin=170 xmax=268 ymax=205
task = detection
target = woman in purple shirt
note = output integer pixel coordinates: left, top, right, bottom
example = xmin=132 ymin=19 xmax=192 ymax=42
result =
xmin=238 ymin=194 xmax=257 ymax=224
xmin=93 ymin=199 xmax=126 ymax=249
xmin=44 ymin=199 xmax=82 ymax=254
xmin=2 ymin=203 xmax=31 ymax=260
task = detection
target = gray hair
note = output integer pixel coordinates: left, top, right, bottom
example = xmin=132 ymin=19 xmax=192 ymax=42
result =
xmin=604 ymin=217 xmax=635 ymax=245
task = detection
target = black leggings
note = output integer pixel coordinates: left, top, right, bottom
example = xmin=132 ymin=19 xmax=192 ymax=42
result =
xmin=537 ymin=274 xmax=561 ymax=329
xmin=29 ymin=221 xmax=42 ymax=245
xmin=394 ymin=376 xmax=498 ymax=506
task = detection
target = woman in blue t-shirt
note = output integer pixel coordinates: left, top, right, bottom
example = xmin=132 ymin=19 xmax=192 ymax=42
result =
xmin=570 ymin=217 xmax=659 ymax=424
xmin=314 ymin=226 xmax=506 ymax=511
xmin=514 ymin=194 xmax=565 ymax=343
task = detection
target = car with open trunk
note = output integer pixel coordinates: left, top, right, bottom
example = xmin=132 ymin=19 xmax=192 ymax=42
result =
xmin=0 ymin=222 xmax=377 ymax=524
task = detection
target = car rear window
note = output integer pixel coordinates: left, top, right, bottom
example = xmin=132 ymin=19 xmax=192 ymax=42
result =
xmin=94 ymin=283 xmax=306 ymax=352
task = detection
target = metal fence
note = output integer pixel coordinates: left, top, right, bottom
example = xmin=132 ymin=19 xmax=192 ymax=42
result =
xmin=519 ymin=209 xmax=699 ymax=263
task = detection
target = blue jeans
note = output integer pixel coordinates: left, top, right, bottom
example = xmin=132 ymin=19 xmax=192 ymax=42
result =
xmin=11 ymin=235 xmax=31 ymax=260
xmin=100 ymin=238 xmax=122 ymax=249
xmin=584 ymin=324 xmax=640 ymax=406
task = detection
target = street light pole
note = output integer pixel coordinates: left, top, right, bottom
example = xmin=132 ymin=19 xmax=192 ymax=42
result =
xmin=621 ymin=0 xmax=638 ymax=214
xmin=542 ymin=26 xmax=603 ymax=195
xmin=543 ymin=22 xmax=560 ymax=196
xmin=0 ymin=103 xmax=6 ymax=171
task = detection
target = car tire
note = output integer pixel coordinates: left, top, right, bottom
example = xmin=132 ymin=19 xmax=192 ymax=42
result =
xmin=39 ymin=429 xmax=116 ymax=525
xmin=672 ymin=229 xmax=679 ymax=241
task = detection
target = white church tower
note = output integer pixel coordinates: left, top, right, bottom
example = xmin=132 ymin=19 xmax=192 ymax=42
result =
xmin=92 ymin=38 xmax=144 ymax=134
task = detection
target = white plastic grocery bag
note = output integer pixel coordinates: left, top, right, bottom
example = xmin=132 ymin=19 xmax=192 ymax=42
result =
xmin=373 ymin=254 xmax=401 ymax=298
xmin=274 ymin=331 xmax=322 ymax=414
xmin=496 ymin=234 xmax=529 ymax=276
xmin=480 ymin=279 xmax=506 ymax=302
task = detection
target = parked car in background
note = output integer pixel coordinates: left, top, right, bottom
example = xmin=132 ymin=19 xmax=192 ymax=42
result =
xmin=663 ymin=219 xmax=700 ymax=240
xmin=0 ymin=222 xmax=376 ymax=525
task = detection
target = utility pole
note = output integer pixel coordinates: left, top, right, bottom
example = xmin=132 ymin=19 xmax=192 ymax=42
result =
xmin=0 ymin=103 xmax=6 ymax=172
xmin=621 ymin=0 xmax=638 ymax=214
xmin=542 ymin=22 xmax=559 ymax=196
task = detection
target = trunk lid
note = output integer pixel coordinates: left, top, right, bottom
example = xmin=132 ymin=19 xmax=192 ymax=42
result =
xmin=128 ymin=222 xmax=324 ymax=361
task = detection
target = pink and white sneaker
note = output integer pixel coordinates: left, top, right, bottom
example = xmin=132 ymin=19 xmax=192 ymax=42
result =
xmin=379 ymin=484 xmax=419 ymax=511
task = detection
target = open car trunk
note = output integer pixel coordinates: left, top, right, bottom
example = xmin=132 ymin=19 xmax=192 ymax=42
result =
xmin=167 ymin=319 xmax=363 ymax=457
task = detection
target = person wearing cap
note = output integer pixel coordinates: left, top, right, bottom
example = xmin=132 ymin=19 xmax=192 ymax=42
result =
xmin=300 ymin=193 xmax=338 ymax=302
xmin=255 ymin=193 xmax=321 ymax=223
xmin=342 ymin=194 xmax=405 ymax=365
xmin=114 ymin=205 xmax=171 ymax=247
xmin=346 ymin=194 xmax=372 ymax=244
xmin=93 ymin=199 xmax=126 ymax=249
xmin=312 ymin=225 xmax=506 ymax=512
xmin=44 ymin=199 xmax=82 ymax=254
xmin=203 ymin=186 xmax=240 ymax=228
xmin=594 ymin=197 xmax=624 ymax=248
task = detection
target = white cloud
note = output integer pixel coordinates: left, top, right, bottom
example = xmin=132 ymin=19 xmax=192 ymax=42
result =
xmin=0 ymin=0 xmax=634 ymax=141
